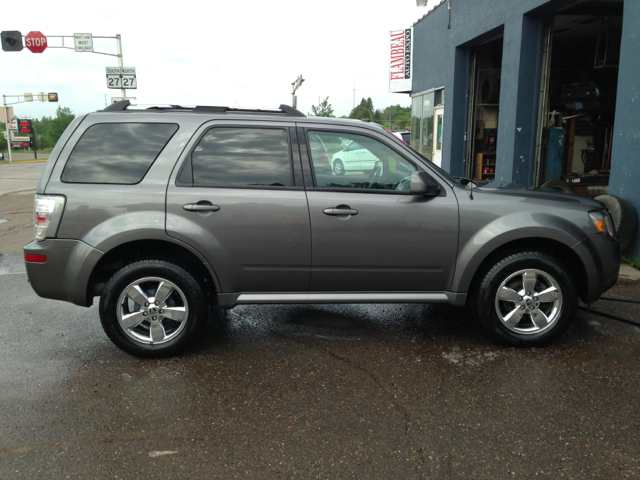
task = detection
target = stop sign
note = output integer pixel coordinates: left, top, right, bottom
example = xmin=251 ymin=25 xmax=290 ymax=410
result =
xmin=25 ymin=31 xmax=47 ymax=53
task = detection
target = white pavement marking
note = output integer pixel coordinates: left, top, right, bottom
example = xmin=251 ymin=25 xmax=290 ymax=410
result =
xmin=148 ymin=451 xmax=178 ymax=458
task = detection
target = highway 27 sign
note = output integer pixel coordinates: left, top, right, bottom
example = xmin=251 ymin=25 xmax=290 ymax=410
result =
xmin=106 ymin=66 xmax=137 ymax=89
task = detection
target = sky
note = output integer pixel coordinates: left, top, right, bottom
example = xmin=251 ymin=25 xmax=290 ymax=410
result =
xmin=1 ymin=0 xmax=442 ymax=121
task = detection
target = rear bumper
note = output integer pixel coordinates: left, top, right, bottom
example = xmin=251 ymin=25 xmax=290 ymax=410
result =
xmin=572 ymin=234 xmax=620 ymax=303
xmin=23 ymin=239 xmax=103 ymax=307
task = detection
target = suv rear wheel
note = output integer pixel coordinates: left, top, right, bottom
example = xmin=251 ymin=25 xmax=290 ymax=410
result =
xmin=99 ymin=259 xmax=207 ymax=357
xmin=473 ymin=251 xmax=578 ymax=347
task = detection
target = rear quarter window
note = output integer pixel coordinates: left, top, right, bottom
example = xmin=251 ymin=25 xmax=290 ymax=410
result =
xmin=61 ymin=123 xmax=178 ymax=184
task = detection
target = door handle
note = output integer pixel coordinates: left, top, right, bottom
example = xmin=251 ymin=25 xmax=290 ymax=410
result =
xmin=183 ymin=203 xmax=220 ymax=212
xmin=323 ymin=208 xmax=358 ymax=216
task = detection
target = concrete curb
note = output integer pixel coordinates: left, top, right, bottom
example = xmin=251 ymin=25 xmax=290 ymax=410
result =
xmin=0 ymin=160 xmax=48 ymax=165
xmin=617 ymin=262 xmax=640 ymax=285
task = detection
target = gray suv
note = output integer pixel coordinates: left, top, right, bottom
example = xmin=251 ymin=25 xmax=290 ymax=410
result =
xmin=24 ymin=101 xmax=619 ymax=357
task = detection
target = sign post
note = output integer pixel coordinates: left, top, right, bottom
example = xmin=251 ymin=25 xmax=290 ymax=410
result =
xmin=2 ymin=95 xmax=13 ymax=162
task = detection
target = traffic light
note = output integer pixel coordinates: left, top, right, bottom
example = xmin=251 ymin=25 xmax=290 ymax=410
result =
xmin=1 ymin=31 xmax=23 ymax=52
xmin=48 ymin=93 xmax=58 ymax=102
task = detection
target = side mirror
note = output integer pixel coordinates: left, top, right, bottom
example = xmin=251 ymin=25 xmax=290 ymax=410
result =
xmin=410 ymin=171 xmax=441 ymax=196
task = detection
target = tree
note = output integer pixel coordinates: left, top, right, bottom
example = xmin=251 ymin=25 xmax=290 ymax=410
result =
xmin=381 ymin=104 xmax=411 ymax=130
xmin=310 ymin=97 xmax=335 ymax=117
xmin=49 ymin=106 xmax=75 ymax=143
xmin=349 ymin=98 xmax=375 ymax=121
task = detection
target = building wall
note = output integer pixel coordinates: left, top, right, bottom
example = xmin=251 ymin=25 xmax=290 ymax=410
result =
xmin=608 ymin=0 xmax=640 ymax=258
xmin=412 ymin=0 xmax=557 ymax=178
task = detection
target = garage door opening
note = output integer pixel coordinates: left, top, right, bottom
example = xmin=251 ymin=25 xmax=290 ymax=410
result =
xmin=467 ymin=36 xmax=503 ymax=181
xmin=535 ymin=0 xmax=623 ymax=196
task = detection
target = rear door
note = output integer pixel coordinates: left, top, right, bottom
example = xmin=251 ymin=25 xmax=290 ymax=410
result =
xmin=299 ymin=125 xmax=459 ymax=293
xmin=166 ymin=121 xmax=311 ymax=293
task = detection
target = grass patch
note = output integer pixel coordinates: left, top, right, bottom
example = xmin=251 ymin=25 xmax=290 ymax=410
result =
xmin=622 ymin=255 xmax=640 ymax=269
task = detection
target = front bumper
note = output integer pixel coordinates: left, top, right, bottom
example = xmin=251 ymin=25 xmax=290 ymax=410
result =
xmin=24 ymin=239 xmax=103 ymax=307
xmin=572 ymin=233 xmax=620 ymax=303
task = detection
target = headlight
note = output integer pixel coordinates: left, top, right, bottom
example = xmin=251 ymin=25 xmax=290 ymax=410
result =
xmin=589 ymin=210 xmax=615 ymax=237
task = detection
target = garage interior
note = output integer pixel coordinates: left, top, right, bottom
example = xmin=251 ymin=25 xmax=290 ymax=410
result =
xmin=536 ymin=0 xmax=623 ymax=195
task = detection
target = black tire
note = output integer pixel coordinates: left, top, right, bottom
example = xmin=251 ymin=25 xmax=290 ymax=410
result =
xmin=540 ymin=179 xmax=575 ymax=194
xmin=472 ymin=251 xmax=578 ymax=347
xmin=99 ymin=259 xmax=208 ymax=358
xmin=333 ymin=159 xmax=345 ymax=175
xmin=595 ymin=194 xmax=638 ymax=253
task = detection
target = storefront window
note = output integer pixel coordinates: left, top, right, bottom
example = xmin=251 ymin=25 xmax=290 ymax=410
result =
xmin=421 ymin=93 xmax=434 ymax=159
xmin=410 ymin=89 xmax=443 ymax=163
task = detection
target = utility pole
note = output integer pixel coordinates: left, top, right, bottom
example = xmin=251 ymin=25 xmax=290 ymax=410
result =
xmin=291 ymin=75 xmax=304 ymax=109
xmin=353 ymin=78 xmax=355 ymax=110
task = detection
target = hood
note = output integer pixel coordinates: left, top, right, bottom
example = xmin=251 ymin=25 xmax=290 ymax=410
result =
xmin=474 ymin=180 xmax=603 ymax=208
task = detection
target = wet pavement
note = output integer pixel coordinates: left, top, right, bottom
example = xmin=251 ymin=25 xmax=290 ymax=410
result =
xmin=0 ymin=161 xmax=47 ymax=195
xmin=1 ymin=251 xmax=639 ymax=479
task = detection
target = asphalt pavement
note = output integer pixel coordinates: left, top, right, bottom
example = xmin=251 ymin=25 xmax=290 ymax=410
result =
xmin=1 ymin=161 xmax=639 ymax=478
xmin=0 ymin=160 xmax=47 ymax=195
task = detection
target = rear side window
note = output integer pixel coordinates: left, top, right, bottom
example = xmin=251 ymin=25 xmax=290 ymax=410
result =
xmin=61 ymin=123 xmax=178 ymax=184
xmin=190 ymin=127 xmax=292 ymax=187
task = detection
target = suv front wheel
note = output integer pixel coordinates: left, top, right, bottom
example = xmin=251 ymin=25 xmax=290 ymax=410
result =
xmin=473 ymin=251 xmax=578 ymax=347
xmin=99 ymin=259 xmax=207 ymax=357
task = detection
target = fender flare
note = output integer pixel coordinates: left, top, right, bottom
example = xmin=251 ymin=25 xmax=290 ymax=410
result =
xmin=451 ymin=213 xmax=587 ymax=294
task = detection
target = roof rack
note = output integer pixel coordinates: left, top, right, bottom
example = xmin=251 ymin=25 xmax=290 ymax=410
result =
xmin=100 ymin=101 xmax=306 ymax=117
xmin=102 ymin=100 xmax=131 ymax=111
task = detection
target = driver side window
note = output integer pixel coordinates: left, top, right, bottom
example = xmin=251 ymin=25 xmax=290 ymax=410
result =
xmin=307 ymin=131 xmax=417 ymax=191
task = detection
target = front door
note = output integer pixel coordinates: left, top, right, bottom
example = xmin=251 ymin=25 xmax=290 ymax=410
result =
xmin=166 ymin=124 xmax=311 ymax=293
xmin=302 ymin=127 xmax=459 ymax=293
xmin=433 ymin=106 xmax=444 ymax=167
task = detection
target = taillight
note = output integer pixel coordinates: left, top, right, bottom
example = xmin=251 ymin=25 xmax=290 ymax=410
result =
xmin=33 ymin=195 xmax=66 ymax=241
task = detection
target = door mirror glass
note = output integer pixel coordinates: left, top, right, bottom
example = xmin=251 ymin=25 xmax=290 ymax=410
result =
xmin=410 ymin=171 xmax=441 ymax=196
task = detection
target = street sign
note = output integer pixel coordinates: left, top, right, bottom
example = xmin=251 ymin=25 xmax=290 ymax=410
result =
xmin=0 ymin=106 xmax=14 ymax=124
xmin=106 ymin=66 xmax=137 ymax=89
xmin=24 ymin=93 xmax=34 ymax=102
xmin=74 ymin=33 xmax=93 ymax=52
xmin=111 ymin=97 xmax=137 ymax=104
xmin=37 ymin=92 xmax=47 ymax=102
xmin=25 ymin=31 xmax=47 ymax=53
xmin=1 ymin=31 xmax=23 ymax=51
